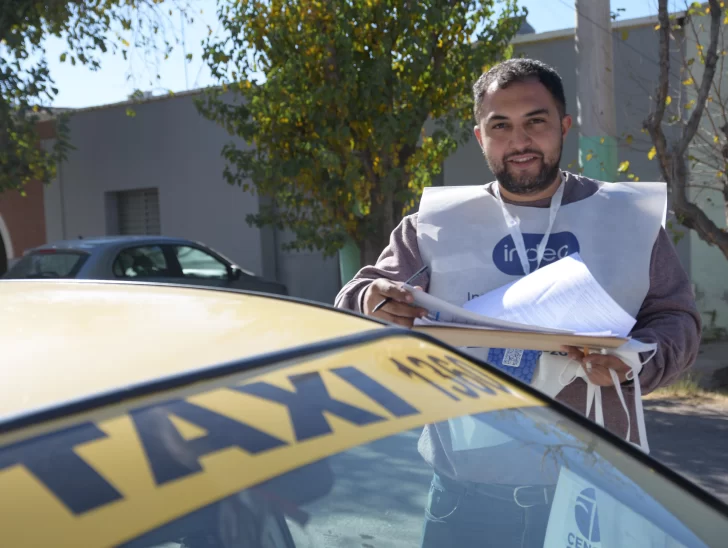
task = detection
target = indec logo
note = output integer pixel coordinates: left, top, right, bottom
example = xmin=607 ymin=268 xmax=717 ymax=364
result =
xmin=492 ymin=232 xmax=580 ymax=276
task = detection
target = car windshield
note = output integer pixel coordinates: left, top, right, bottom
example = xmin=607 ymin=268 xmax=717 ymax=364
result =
xmin=4 ymin=251 xmax=88 ymax=278
xmin=117 ymin=395 xmax=722 ymax=548
xmin=2 ymin=338 xmax=725 ymax=548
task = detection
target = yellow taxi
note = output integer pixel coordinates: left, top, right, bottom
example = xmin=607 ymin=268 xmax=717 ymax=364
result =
xmin=0 ymin=280 xmax=726 ymax=547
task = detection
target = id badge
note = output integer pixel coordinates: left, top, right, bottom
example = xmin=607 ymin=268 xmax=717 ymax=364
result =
xmin=486 ymin=348 xmax=541 ymax=385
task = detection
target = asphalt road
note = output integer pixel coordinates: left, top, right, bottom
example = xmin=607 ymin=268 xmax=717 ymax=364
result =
xmin=644 ymin=398 xmax=728 ymax=504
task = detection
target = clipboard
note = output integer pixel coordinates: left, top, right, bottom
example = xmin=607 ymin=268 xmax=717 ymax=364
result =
xmin=412 ymin=324 xmax=628 ymax=352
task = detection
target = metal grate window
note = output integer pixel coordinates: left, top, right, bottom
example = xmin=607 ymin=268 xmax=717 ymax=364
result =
xmin=117 ymin=188 xmax=161 ymax=235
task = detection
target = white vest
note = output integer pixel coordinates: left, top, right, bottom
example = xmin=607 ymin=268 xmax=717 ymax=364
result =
xmin=416 ymin=176 xmax=667 ymax=453
xmin=417 ymin=179 xmax=667 ymax=317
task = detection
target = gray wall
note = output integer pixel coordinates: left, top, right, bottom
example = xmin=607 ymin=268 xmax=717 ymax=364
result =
xmin=442 ymin=22 xmax=691 ymax=269
xmin=43 ymin=92 xmax=341 ymax=304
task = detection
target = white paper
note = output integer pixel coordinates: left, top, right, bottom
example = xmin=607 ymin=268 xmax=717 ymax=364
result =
xmin=404 ymin=288 xmax=572 ymax=334
xmin=461 ymin=253 xmax=636 ymax=338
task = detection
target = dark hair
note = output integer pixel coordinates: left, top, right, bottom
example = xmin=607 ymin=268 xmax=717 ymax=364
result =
xmin=472 ymin=58 xmax=567 ymax=122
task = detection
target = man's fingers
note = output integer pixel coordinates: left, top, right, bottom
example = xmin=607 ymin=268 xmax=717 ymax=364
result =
xmin=378 ymin=310 xmax=415 ymax=328
xmin=581 ymin=354 xmax=630 ymax=373
xmin=375 ymin=280 xmax=415 ymax=303
xmin=561 ymin=346 xmax=584 ymax=361
xmin=381 ymin=300 xmax=427 ymax=318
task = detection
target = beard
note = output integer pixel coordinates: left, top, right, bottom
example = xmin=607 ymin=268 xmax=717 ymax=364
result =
xmin=487 ymin=145 xmax=562 ymax=196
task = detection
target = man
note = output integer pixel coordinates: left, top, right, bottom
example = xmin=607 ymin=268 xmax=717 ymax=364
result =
xmin=335 ymin=58 xmax=701 ymax=547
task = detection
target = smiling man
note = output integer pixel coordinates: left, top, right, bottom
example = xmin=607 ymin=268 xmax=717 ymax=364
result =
xmin=335 ymin=58 xmax=701 ymax=547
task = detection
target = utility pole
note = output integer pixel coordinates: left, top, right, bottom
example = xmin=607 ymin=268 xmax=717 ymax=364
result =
xmin=575 ymin=0 xmax=618 ymax=181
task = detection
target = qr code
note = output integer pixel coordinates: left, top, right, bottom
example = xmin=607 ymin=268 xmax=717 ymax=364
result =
xmin=502 ymin=348 xmax=524 ymax=367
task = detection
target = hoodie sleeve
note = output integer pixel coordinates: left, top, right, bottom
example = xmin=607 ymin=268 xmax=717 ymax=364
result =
xmin=334 ymin=214 xmax=429 ymax=313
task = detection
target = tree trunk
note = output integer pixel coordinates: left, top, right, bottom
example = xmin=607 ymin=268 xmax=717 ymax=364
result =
xmin=359 ymin=237 xmax=384 ymax=268
xmin=359 ymin=202 xmax=399 ymax=267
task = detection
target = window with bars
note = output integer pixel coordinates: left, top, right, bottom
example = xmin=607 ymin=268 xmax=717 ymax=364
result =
xmin=115 ymin=188 xmax=161 ymax=236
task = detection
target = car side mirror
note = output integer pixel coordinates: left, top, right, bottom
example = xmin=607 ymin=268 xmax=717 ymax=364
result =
xmin=229 ymin=266 xmax=243 ymax=281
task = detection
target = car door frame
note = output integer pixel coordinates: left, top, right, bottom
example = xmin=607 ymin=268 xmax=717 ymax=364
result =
xmin=160 ymin=242 xmax=236 ymax=289
xmin=110 ymin=243 xmax=183 ymax=283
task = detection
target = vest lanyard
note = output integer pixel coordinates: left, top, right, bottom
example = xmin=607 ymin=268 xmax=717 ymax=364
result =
xmin=492 ymin=172 xmax=565 ymax=276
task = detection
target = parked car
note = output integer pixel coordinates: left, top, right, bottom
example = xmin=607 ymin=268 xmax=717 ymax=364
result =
xmin=0 ymin=279 xmax=726 ymax=547
xmin=2 ymin=235 xmax=288 ymax=295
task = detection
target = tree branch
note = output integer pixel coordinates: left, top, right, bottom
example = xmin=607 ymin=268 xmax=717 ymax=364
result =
xmin=644 ymin=0 xmax=728 ymax=260
xmin=677 ymin=0 xmax=721 ymax=157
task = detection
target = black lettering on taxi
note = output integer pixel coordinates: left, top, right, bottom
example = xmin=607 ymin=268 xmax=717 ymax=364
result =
xmin=412 ymin=356 xmax=479 ymax=398
xmin=233 ymin=367 xmax=417 ymax=442
xmin=131 ymin=399 xmax=287 ymax=485
xmin=443 ymin=355 xmax=513 ymax=395
xmin=0 ymin=423 xmax=123 ymax=514
xmin=330 ymin=366 xmax=419 ymax=418
xmin=390 ymin=357 xmax=460 ymax=401
xmin=0 ymin=364 xmax=423 ymax=515
xmin=391 ymin=353 xmax=513 ymax=399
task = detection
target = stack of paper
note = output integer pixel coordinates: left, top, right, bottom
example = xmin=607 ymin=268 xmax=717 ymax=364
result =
xmin=407 ymin=253 xmax=636 ymax=349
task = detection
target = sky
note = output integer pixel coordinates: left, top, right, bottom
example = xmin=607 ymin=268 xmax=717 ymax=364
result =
xmin=43 ymin=0 xmax=667 ymax=109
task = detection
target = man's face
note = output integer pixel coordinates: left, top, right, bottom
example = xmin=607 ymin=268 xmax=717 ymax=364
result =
xmin=474 ymin=78 xmax=572 ymax=195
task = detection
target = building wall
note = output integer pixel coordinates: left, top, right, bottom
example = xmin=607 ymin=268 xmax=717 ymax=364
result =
xmin=0 ymin=120 xmax=56 ymax=273
xmin=42 ymin=91 xmax=341 ymax=303
xmin=44 ymin=92 xmax=267 ymax=276
xmin=0 ymin=180 xmax=47 ymax=272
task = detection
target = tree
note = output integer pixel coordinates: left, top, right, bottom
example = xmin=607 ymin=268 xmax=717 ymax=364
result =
xmin=643 ymin=0 xmax=728 ymax=260
xmin=0 ymin=0 xmax=192 ymax=195
xmin=197 ymin=0 xmax=525 ymax=266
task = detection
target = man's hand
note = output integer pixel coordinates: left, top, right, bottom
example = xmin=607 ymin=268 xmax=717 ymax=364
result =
xmin=363 ymin=279 xmax=428 ymax=328
xmin=561 ymin=346 xmax=633 ymax=386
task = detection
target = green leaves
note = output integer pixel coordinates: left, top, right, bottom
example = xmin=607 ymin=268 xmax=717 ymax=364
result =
xmin=198 ymin=0 xmax=523 ymax=257
xmin=1 ymin=0 xmax=194 ymax=194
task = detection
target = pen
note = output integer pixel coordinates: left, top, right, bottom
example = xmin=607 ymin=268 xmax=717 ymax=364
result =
xmin=372 ymin=264 xmax=429 ymax=314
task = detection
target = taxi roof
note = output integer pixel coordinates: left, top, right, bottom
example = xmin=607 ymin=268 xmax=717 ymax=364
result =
xmin=0 ymin=280 xmax=385 ymax=424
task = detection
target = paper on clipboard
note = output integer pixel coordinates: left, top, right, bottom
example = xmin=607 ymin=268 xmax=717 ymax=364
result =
xmin=403 ymin=253 xmax=636 ymax=339
xmin=402 ymin=284 xmax=572 ymax=334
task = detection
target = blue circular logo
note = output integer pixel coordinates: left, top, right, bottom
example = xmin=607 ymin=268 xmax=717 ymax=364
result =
xmin=492 ymin=232 xmax=580 ymax=275
xmin=575 ymin=487 xmax=600 ymax=542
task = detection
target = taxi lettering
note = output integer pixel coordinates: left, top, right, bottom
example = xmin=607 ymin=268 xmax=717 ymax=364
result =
xmin=0 ymin=345 xmax=532 ymax=538
xmin=234 ymin=367 xmax=418 ymax=442
xmin=0 ymin=423 xmax=123 ymax=515
xmin=0 ymin=361 xmax=427 ymax=515
xmin=391 ymin=353 xmax=512 ymax=401
xmin=131 ymin=399 xmax=287 ymax=485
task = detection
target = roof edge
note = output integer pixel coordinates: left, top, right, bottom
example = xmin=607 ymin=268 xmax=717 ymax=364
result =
xmin=513 ymin=10 xmax=687 ymax=45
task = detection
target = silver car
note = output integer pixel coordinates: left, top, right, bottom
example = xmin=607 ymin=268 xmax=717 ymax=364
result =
xmin=3 ymin=235 xmax=288 ymax=295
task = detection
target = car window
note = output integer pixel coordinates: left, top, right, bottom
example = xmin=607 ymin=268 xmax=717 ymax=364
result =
xmin=1 ymin=339 xmax=725 ymax=547
xmin=173 ymin=245 xmax=228 ymax=279
xmin=4 ymin=251 xmax=87 ymax=278
xmin=113 ymin=245 xmax=171 ymax=278
xmin=119 ymin=412 xmax=719 ymax=548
